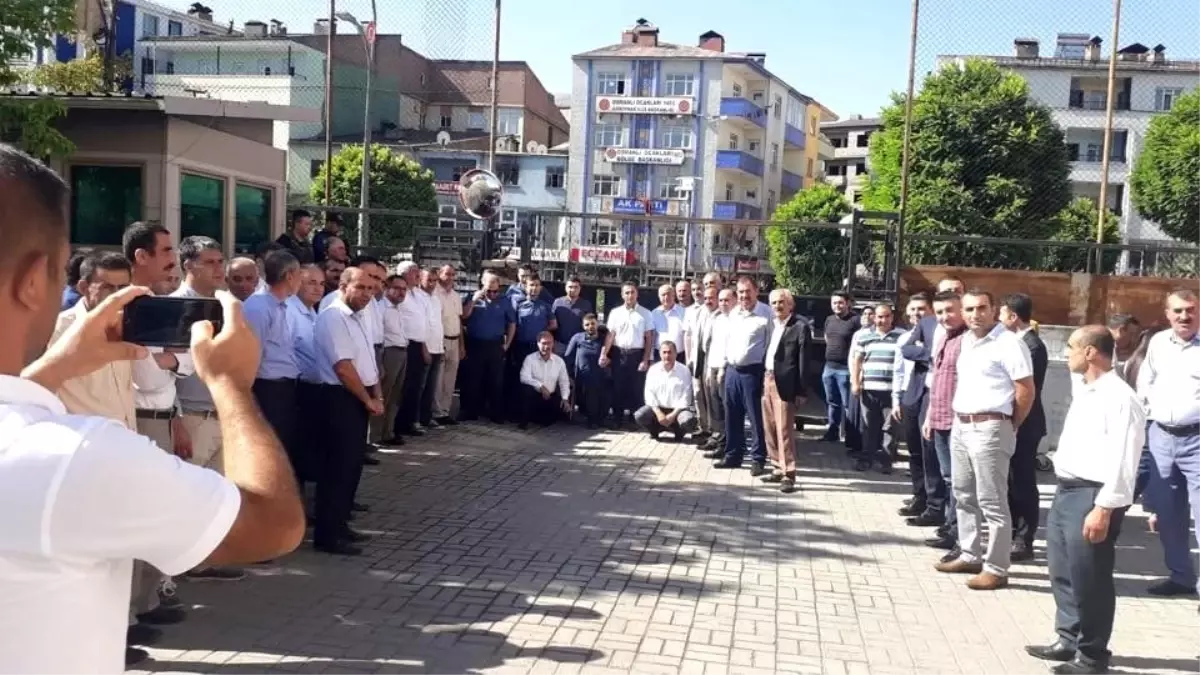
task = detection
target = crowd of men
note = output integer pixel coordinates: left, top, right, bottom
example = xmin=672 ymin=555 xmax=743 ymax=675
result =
xmin=48 ymin=198 xmax=1199 ymax=674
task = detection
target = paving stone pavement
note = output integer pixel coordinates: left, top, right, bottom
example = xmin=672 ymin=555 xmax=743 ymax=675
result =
xmin=135 ymin=422 xmax=1200 ymax=675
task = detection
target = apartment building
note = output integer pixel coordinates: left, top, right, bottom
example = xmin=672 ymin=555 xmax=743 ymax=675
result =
xmin=46 ymin=0 xmax=235 ymax=70
xmin=821 ymin=115 xmax=881 ymax=206
xmin=940 ymin=33 xmax=1200 ymax=245
xmin=565 ymin=19 xmax=836 ymax=278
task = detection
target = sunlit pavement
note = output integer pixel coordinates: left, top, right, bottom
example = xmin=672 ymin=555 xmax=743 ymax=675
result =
xmin=134 ymin=422 xmax=1200 ymax=675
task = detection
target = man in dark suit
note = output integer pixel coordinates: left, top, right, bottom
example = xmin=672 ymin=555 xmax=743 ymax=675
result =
xmin=1000 ymin=293 xmax=1048 ymax=562
xmin=895 ymin=294 xmax=942 ymax=523
xmin=762 ymin=288 xmax=812 ymax=494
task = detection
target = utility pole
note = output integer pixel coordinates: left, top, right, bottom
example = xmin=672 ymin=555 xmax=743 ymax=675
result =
xmin=323 ymin=0 xmax=336 ymax=205
xmin=1095 ymin=0 xmax=1123 ymax=273
xmin=486 ymin=0 xmax=501 ymax=171
xmin=358 ymin=3 xmax=377 ymax=247
xmin=896 ymin=0 xmax=920 ymax=289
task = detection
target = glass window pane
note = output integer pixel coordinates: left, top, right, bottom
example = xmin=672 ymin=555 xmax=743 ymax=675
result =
xmin=234 ymin=184 xmax=272 ymax=255
xmin=70 ymin=165 xmax=143 ymax=246
xmin=180 ymin=173 xmax=225 ymax=243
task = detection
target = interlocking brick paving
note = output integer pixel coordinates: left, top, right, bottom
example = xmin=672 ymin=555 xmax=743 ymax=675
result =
xmin=134 ymin=423 xmax=1200 ymax=675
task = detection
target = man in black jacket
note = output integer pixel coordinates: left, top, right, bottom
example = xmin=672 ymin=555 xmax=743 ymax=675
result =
xmin=276 ymin=209 xmax=315 ymax=264
xmin=821 ymin=291 xmax=858 ymax=442
xmin=762 ymin=288 xmax=811 ymax=494
xmin=1000 ymin=293 xmax=1048 ymax=562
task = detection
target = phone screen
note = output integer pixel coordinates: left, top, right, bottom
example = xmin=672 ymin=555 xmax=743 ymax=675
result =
xmin=122 ymin=296 xmax=223 ymax=348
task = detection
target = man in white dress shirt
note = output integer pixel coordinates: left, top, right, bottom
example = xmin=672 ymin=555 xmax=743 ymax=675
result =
xmin=601 ymin=282 xmax=655 ymax=424
xmin=716 ymin=277 xmax=771 ymax=475
xmin=689 ymin=286 xmax=720 ymax=443
xmin=0 ymin=139 xmax=303 ymax=675
xmin=433 ymin=265 xmax=464 ymax=426
xmin=634 ymin=341 xmax=697 ymax=441
xmin=395 ymin=261 xmax=436 ymax=436
xmin=377 ymin=273 xmax=410 ymax=445
xmin=517 ymin=331 xmax=571 ymax=429
xmin=415 ymin=267 xmax=446 ymax=429
xmin=1024 ymin=326 xmax=1144 ymax=675
xmin=701 ymin=288 xmax=736 ymax=456
xmin=312 ymin=266 xmax=382 ymax=557
xmin=935 ymin=289 xmax=1034 ymax=591
xmin=652 ymin=284 xmax=687 ymax=364
xmin=1136 ymin=288 xmax=1200 ymax=601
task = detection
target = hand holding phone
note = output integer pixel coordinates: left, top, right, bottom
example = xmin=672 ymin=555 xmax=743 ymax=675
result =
xmin=189 ymin=291 xmax=261 ymax=390
xmin=122 ymin=296 xmax=224 ymax=348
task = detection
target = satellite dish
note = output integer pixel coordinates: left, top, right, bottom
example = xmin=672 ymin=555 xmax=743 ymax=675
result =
xmin=436 ymin=130 xmax=451 ymax=146
xmin=458 ymin=168 xmax=504 ymax=220
xmin=526 ymin=140 xmax=539 ymax=153
xmin=535 ymin=143 xmax=548 ymax=154
xmin=495 ymin=138 xmax=509 ymax=152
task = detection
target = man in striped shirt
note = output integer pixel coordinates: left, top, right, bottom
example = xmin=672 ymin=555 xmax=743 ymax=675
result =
xmin=852 ymin=303 xmax=906 ymax=473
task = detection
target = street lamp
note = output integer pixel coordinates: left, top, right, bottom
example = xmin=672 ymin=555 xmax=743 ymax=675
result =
xmin=336 ymin=5 xmax=377 ymax=248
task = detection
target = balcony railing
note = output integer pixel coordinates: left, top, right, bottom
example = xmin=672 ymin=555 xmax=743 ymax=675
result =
xmin=719 ymin=97 xmax=768 ymax=128
xmin=712 ymin=201 xmax=763 ymax=220
xmin=1068 ymin=90 xmax=1131 ymax=111
xmin=715 ymin=150 xmax=764 ymax=177
xmin=783 ymin=123 xmax=806 ymax=149
xmin=781 ymin=170 xmax=803 ymax=192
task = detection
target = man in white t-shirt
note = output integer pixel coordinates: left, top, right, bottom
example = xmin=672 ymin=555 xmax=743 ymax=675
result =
xmin=0 ymin=143 xmax=305 ymax=674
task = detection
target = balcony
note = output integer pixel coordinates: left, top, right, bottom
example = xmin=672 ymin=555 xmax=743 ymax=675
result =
xmin=783 ymin=123 xmax=806 ymax=149
xmin=715 ymin=150 xmax=764 ymax=177
xmin=719 ymin=97 xmax=768 ymax=128
xmin=1068 ymin=90 xmax=1131 ymax=111
xmin=781 ymin=170 xmax=803 ymax=193
xmin=712 ymin=201 xmax=763 ymax=220
xmin=832 ymin=144 xmax=869 ymax=159
xmin=816 ymin=133 xmax=835 ymax=160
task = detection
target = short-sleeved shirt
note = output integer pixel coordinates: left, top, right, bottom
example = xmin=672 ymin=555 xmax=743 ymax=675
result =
xmin=242 ymin=291 xmax=300 ymax=380
xmin=434 ymin=285 xmax=464 ymax=338
xmin=466 ymin=297 xmax=516 ymax=341
xmin=606 ymin=304 xmax=654 ymax=351
xmin=286 ymin=296 xmax=321 ymax=383
xmin=952 ymin=323 xmax=1034 ymax=416
xmin=314 ymin=298 xmax=379 ymax=387
xmin=514 ymin=298 xmax=553 ymax=345
xmin=857 ymin=327 xmax=906 ymax=392
xmin=552 ymin=296 xmax=593 ymax=345
xmin=652 ymin=304 xmax=687 ymax=352
xmin=0 ymin=375 xmax=240 ymax=673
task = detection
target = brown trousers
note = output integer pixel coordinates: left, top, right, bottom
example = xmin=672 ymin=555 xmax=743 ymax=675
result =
xmin=763 ymin=373 xmax=798 ymax=474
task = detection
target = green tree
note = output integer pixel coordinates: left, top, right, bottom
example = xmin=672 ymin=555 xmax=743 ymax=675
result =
xmin=864 ymin=58 xmax=1072 ymax=269
xmin=765 ymin=183 xmax=852 ymax=295
xmin=1130 ymin=88 xmax=1200 ymax=243
xmin=309 ymin=145 xmax=438 ymax=250
xmin=23 ymin=50 xmax=133 ymax=93
xmin=0 ymin=0 xmax=80 ymax=157
xmin=1043 ymin=197 xmax=1122 ymax=274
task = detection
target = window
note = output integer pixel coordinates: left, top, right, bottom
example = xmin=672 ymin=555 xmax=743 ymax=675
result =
xmin=809 ymin=115 xmax=818 ymax=136
xmin=751 ymin=91 xmax=765 ymax=104
xmin=786 ymin=97 xmax=803 ymax=127
xmin=748 ymin=139 xmax=761 ymax=155
xmin=500 ymin=209 xmax=517 ymax=226
xmin=497 ymin=108 xmax=522 ymax=137
xmin=745 ymin=188 xmax=758 ymax=202
xmin=439 ymin=106 xmax=451 ymax=129
xmin=773 ymin=95 xmax=783 ymax=119
xmin=663 ymin=73 xmax=695 ymax=96
xmin=140 ymin=57 xmax=154 ymax=75
xmin=767 ymin=190 xmax=776 ymax=215
xmin=728 ymin=133 xmax=739 ymax=150
xmin=526 ymin=213 xmax=549 ymax=245
xmin=660 ymin=125 xmax=692 ymax=149
xmin=724 ymin=182 xmax=734 ymax=201
xmin=142 ymin=14 xmax=160 ymax=37
xmin=595 ymin=72 xmax=626 ymax=95
xmin=658 ymin=166 xmax=683 ymax=199
xmin=852 ymin=191 xmax=863 ymax=204
xmin=856 ymin=132 xmax=871 ymax=148
xmin=438 ymin=204 xmax=457 ymax=229
xmin=70 ymin=165 xmax=143 ymax=246
xmin=655 ymin=226 xmax=684 ymax=251
xmin=545 ymin=165 xmax=565 ymax=189
xmin=827 ymin=163 xmax=845 ymax=176
xmin=806 ymin=158 xmax=814 ymax=177
xmin=855 ymin=162 xmax=867 ymax=175
xmin=467 ymin=108 xmax=486 ymax=130
xmin=770 ymin=143 xmax=779 ymax=168
xmin=180 ymin=173 xmax=225 ymax=242
xmin=450 ymin=165 xmax=474 ymax=180
xmin=594 ymin=123 xmax=623 ymax=147
xmin=310 ymin=159 xmax=324 ymax=178
xmin=592 ymin=175 xmax=622 ymax=197
xmin=731 ymin=83 xmax=743 ymax=97
xmin=167 ymin=20 xmax=183 ymax=36
xmin=588 ymin=220 xmax=620 ymax=246
xmin=831 ymin=136 xmax=846 ymax=148
xmin=234 ymin=183 xmax=272 ymax=255
xmin=1156 ymin=87 xmax=1184 ymax=111
xmin=496 ymin=161 xmax=519 ymax=186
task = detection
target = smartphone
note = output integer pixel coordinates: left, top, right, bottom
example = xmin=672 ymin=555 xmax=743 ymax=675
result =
xmin=122 ymin=296 xmax=223 ymax=348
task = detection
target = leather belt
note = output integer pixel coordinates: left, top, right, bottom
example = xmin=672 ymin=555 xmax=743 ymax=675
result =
xmin=1156 ymin=421 xmax=1200 ymax=437
xmin=182 ymin=409 xmax=219 ymax=420
xmin=136 ymin=409 xmax=175 ymax=420
xmin=956 ymin=412 xmax=1011 ymax=423
xmin=445 ymin=334 xmax=461 ymax=339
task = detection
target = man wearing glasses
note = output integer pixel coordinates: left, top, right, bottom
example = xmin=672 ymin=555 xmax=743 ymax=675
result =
xmin=461 ymin=271 xmax=516 ymax=423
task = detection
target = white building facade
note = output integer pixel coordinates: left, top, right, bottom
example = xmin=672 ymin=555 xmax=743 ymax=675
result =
xmin=821 ymin=115 xmax=881 ymax=206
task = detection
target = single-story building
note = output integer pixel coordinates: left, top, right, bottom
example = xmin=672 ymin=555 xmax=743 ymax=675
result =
xmin=5 ymin=92 xmax=320 ymax=257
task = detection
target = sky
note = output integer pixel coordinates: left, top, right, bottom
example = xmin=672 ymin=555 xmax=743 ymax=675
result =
xmin=201 ymin=0 xmax=1199 ymax=119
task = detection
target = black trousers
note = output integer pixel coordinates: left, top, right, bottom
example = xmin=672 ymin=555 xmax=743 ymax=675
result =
xmin=505 ymin=342 xmax=538 ymax=418
xmin=611 ymin=346 xmax=646 ymax=418
xmin=313 ymin=385 xmax=368 ymax=547
xmin=1047 ymin=479 xmax=1126 ymax=664
xmin=295 ymin=381 xmax=324 ymax=484
xmin=396 ymin=340 xmax=430 ymax=432
xmin=1009 ymin=424 xmax=1045 ymax=547
xmin=521 ymin=385 xmax=563 ymax=426
xmin=462 ymin=338 xmax=506 ymax=422
xmin=252 ymin=378 xmax=299 ymax=485
xmin=904 ymin=390 xmax=943 ymax=512
xmin=419 ymin=352 xmax=443 ymax=425
xmin=576 ymin=376 xmax=612 ymax=426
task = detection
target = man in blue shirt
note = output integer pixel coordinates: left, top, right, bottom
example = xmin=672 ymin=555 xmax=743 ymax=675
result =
xmin=552 ymin=276 xmax=593 ymax=355
xmin=507 ymin=264 xmax=555 ymax=305
xmin=60 ymin=251 xmax=87 ymax=310
xmin=242 ymin=250 xmax=304 ymax=486
xmin=508 ymin=273 xmax=557 ymax=416
xmin=462 ymin=272 xmax=516 ymax=423
xmin=286 ymin=263 xmax=326 ymax=494
xmin=565 ymin=313 xmax=611 ymax=429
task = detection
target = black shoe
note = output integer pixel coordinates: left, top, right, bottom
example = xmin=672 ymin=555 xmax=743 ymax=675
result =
xmin=1011 ymin=544 xmax=1035 ymax=563
xmin=925 ymin=534 xmax=956 ymax=550
xmin=352 ymin=502 xmax=369 ymax=512
xmin=713 ymin=459 xmax=743 ymax=469
xmin=127 ymin=623 xmax=161 ymax=646
xmin=1051 ymin=656 xmax=1109 ymax=674
xmin=749 ymin=462 xmax=767 ymax=477
xmin=898 ymin=502 xmax=926 ymax=517
xmin=436 ymin=416 xmax=459 ymax=426
xmin=314 ymin=541 xmax=363 ymax=556
xmin=939 ymin=548 xmax=961 ymax=563
xmin=780 ymin=477 xmax=798 ymax=494
xmin=136 ymin=605 xmax=187 ymax=625
xmin=341 ymin=528 xmax=372 ymax=543
xmin=854 ymin=458 xmax=872 ymax=472
xmin=907 ymin=512 xmax=946 ymax=527
xmin=363 ymin=455 xmax=381 ymax=466
xmin=674 ymin=431 xmax=685 ymax=442
xmin=700 ymin=438 xmax=719 ymax=450
xmin=403 ymin=427 xmax=426 ymax=437
xmin=1025 ymin=639 xmax=1076 ymax=663
xmin=878 ymin=462 xmax=893 ymax=475
xmin=1147 ymin=579 xmax=1199 ymax=597
xmin=126 ymin=647 xmax=149 ymax=667
xmin=821 ymin=431 xmax=839 ymax=443
xmin=381 ymin=436 xmax=407 ymax=446
xmin=650 ymin=432 xmax=660 ymax=441
xmin=761 ymin=473 xmax=784 ymax=484
xmin=703 ymin=450 xmax=725 ymax=460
